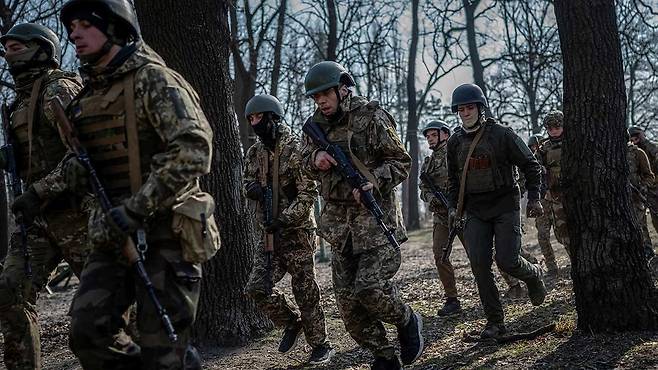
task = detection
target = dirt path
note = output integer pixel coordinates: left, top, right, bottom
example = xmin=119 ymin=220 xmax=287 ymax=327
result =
xmin=2 ymin=223 xmax=657 ymax=370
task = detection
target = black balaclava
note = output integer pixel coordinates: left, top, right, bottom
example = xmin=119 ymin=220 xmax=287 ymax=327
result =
xmin=253 ymin=113 xmax=278 ymax=149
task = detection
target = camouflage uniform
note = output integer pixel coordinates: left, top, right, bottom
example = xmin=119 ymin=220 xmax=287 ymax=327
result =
xmin=243 ymin=123 xmax=328 ymax=349
xmin=301 ymin=95 xmax=411 ymax=360
xmin=635 ymin=137 xmax=658 ymax=239
xmin=627 ymin=142 xmax=655 ymax=255
xmin=66 ymin=43 xmax=214 ymax=369
xmin=538 ymin=138 xmax=570 ymax=253
xmin=0 ymin=68 xmax=88 ymax=370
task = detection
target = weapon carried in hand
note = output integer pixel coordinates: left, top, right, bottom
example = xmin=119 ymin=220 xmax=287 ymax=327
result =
xmin=303 ymin=119 xmax=400 ymax=250
xmin=51 ymin=97 xmax=178 ymax=343
xmin=419 ymin=172 xmax=460 ymax=263
xmin=1 ymin=104 xmax=32 ymax=278
xmin=259 ymin=157 xmax=275 ymax=295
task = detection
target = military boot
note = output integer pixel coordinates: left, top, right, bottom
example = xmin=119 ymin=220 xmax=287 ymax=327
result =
xmin=397 ymin=310 xmax=424 ymax=365
xmin=278 ymin=321 xmax=302 ymax=353
xmin=526 ymin=267 xmax=547 ymax=306
xmin=371 ymin=356 xmax=403 ymax=370
xmin=437 ymin=297 xmax=462 ymax=317
xmin=308 ymin=342 xmax=335 ymax=365
xmin=480 ymin=322 xmax=507 ymax=339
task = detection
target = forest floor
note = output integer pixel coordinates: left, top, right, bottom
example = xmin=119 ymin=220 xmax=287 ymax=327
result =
xmin=3 ymin=220 xmax=657 ymax=370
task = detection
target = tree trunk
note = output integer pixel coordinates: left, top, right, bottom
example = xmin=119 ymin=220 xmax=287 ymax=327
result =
xmin=326 ymin=0 xmax=338 ymax=60
xmin=462 ymin=0 xmax=491 ymax=117
xmin=404 ymin=0 xmax=420 ymax=230
xmin=136 ymin=0 xmax=272 ymax=346
xmin=270 ymin=0 xmax=287 ymax=97
xmin=554 ymin=0 xmax=658 ymax=331
xmin=0 ymin=176 xmax=8 ymax=263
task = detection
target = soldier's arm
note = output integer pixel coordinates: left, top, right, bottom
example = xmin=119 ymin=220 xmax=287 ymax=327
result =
xmin=370 ymin=109 xmax=411 ymax=194
xmin=636 ymin=147 xmax=655 ymax=187
xmin=243 ymin=144 xmax=259 ymax=193
xmin=446 ymin=136 xmax=460 ymax=209
xmin=124 ymin=66 xmax=213 ymax=217
xmin=506 ymin=129 xmax=541 ymax=201
xmin=279 ymin=141 xmax=317 ymax=225
xmin=419 ymin=156 xmax=432 ymax=202
xmin=300 ymin=133 xmax=321 ymax=180
xmin=31 ymin=78 xmax=82 ymax=201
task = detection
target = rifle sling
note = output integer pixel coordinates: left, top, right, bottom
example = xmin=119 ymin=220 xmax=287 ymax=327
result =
xmin=456 ymin=124 xmax=486 ymax=218
xmin=26 ymin=75 xmax=46 ymax=182
xmin=347 ymin=114 xmax=379 ymax=194
xmin=124 ymin=73 xmax=142 ymax=192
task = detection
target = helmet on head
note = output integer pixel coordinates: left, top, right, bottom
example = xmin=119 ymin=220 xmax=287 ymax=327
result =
xmin=450 ymin=83 xmax=488 ymax=113
xmin=527 ymin=135 xmax=542 ymax=147
xmin=304 ymin=61 xmax=355 ymax=97
xmin=543 ymin=110 xmax=563 ymax=128
xmin=628 ymin=126 xmax=644 ymax=137
xmin=60 ymin=0 xmax=141 ymax=44
xmin=1 ymin=23 xmax=61 ymax=67
xmin=421 ymin=120 xmax=450 ymax=137
xmin=244 ymin=94 xmax=284 ymax=120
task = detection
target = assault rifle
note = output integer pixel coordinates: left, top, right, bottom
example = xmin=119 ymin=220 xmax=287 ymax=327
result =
xmin=419 ymin=172 xmax=459 ymax=263
xmin=51 ymin=97 xmax=178 ymax=343
xmin=0 ymin=104 xmax=31 ymax=277
xmin=303 ymin=120 xmax=400 ymax=250
xmin=259 ymin=158 xmax=274 ymax=295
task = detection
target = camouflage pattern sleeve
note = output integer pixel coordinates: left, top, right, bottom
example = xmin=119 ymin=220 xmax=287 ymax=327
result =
xmin=31 ymin=77 xmax=82 ymax=201
xmin=124 ymin=65 xmax=213 ymax=217
xmin=243 ymin=143 xmax=260 ymax=193
xmin=506 ymin=128 xmax=541 ymax=200
xmin=419 ymin=156 xmax=432 ymax=203
xmin=279 ymin=140 xmax=318 ymax=226
xmin=300 ymin=133 xmax=321 ymax=181
xmin=636 ymin=147 xmax=655 ymax=188
xmin=370 ymin=108 xmax=411 ymax=195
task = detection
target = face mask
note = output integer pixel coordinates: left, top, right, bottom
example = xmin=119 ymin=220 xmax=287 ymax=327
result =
xmin=253 ymin=114 xmax=277 ymax=148
xmin=4 ymin=45 xmax=44 ymax=76
xmin=460 ymin=114 xmax=482 ymax=133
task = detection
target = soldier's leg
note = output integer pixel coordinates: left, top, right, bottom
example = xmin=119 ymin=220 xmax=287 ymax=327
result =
xmin=45 ymin=210 xmax=91 ymax=277
xmin=634 ymin=203 xmax=654 ymax=258
xmin=69 ymin=249 xmax=140 ymax=369
xmin=550 ymin=198 xmax=571 ymax=256
xmin=536 ymin=203 xmax=558 ymax=273
xmin=332 ymin=239 xmax=395 ymax=360
xmin=245 ymin=240 xmax=299 ymax=327
xmin=0 ymin=224 xmax=61 ymax=370
xmin=493 ymin=210 xmax=543 ymax=283
xmin=286 ymin=230 xmax=327 ymax=348
xmin=464 ymin=215 xmax=503 ymax=324
xmin=136 ymin=239 xmax=201 ymax=370
xmin=432 ymin=221 xmax=457 ymax=298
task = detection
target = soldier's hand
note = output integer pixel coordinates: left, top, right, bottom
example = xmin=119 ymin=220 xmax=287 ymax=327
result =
xmin=264 ymin=218 xmax=285 ymax=233
xmin=63 ymin=156 xmax=89 ymax=193
xmin=11 ymin=186 xmax=42 ymax=225
xmin=526 ymin=199 xmax=544 ymax=218
xmin=352 ymin=182 xmax=374 ymax=205
xmin=245 ymin=181 xmax=263 ymax=200
xmin=314 ymin=150 xmax=337 ymax=171
xmin=107 ymin=205 xmax=142 ymax=236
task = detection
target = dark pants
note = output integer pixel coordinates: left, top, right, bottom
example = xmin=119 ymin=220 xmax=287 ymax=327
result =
xmin=464 ymin=209 xmax=542 ymax=324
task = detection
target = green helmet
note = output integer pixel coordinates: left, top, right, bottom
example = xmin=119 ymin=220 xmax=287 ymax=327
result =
xmin=0 ymin=23 xmax=61 ymax=67
xmin=451 ymin=83 xmax=488 ymax=112
xmin=628 ymin=126 xmax=644 ymax=137
xmin=304 ymin=61 xmax=355 ymax=96
xmin=527 ymin=135 xmax=542 ymax=147
xmin=421 ymin=120 xmax=450 ymax=136
xmin=60 ymin=0 xmax=141 ymax=42
xmin=543 ymin=110 xmax=563 ymax=128
xmin=244 ymin=94 xmax=284 ymax=119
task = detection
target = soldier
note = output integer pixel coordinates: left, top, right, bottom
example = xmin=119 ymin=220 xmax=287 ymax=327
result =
xmin=59 ymin=1 xmax=216 ymax=368
xmin=538 ymin=111 xmax=570 ymax=255
xmin=300 ymin=61 xmax=423 ymax=370
xmin=242 ymin=94 xmax=334 ymax=364
xmin=0 ymin=23 xmax=88 ymax=369
xmin=629 ymin=126 xmax=658 ymax=251
xmin=528 ymin=134 xmax=559 ymax=275
xmin=446 ymin=83 xmax=546 ymax=339
xmin=626 ymin=135 xmax=655 ymax=260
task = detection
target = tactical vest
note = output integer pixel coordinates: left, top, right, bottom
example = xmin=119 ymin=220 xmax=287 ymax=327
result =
xmin=421 ymin=144 xmax=449 ymax=213
xmin=543 ymin=140 xmax=562 ymax=190
xmin=10 ymin=70 xmax=80 ymax=182
xmin=456 ymin=123 xmax=515 ymax=194
xmin=68 ymin=68 xmax=163 ymax=199
xmin=627 ymin=143 xmax=642 ymax=189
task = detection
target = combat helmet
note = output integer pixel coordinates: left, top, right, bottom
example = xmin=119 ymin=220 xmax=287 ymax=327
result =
xmin=1 ymin=23 xmax=62 ymax=67
xmin=245 ymin=94 xmax=284 ymax=120
xmin=450 ymin=83 xmax=488 ymax=113
xmin=421 ymin=120 xmax=450 ymax=136
xmin=304 ymin=61 xmax=355 ymax=96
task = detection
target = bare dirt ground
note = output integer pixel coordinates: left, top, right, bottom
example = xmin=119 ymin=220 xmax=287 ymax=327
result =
xmin=2 ymin=221 xmax=657 ymax=370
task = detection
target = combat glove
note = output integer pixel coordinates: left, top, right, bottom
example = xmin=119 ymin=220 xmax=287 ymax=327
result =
xmin=11 ymin=186 xmax=42 ymax=225
xmin=107 ymin=205 xmax=142 ymax=236
xmin=245 ymin=181 xmax=263 ymax=200
xmin=63 ymin=155 xmax=89 ymax=193
xmin=526 ymin=199 xmax=544 ymax=218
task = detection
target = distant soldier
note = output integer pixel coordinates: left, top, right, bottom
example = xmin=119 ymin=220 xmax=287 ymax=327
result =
xmin=301 ymin=61 xmax=423 ymax=369
xmin=626 ymin=136 xmax=655 ymax=260
xmin=242 ymin=94 xmax=334 ymax=364
xmin=447 ymin=83 xmax=546 ymax=339
xmin=629 ymin=126 xmax=658 ymax=251
xmin=538 ymin=111 xmax=570 ymax=255
xmin=528 ymin=134 xmax=559 ymax=275
xmin=0 ymin=23 xmax=87 ymax=370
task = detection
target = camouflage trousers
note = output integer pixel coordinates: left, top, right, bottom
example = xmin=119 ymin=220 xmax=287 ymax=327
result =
xmin=647 ymin=186 xmax=658 ymax=238
xmin=69 ymin=238 xmax=201 ymax=370
xmin=535 ymin=199 xmax=558 ymax=272
xmin=632 ymin=199 xmax=654 ymax=257
xmin=332 ymin=235 xmax=412 ymax=360
xmin=547 ymin=193 xmax=570 ymax=254
xmin=0 ymin=210 xmax=89 ymax=370
xmin=245 ymin=228 xmax=327 ymax=348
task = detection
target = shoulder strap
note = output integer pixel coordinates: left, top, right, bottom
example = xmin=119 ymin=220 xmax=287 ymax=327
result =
xmin=25 ymin=75 xmax=46 ymax=181
xmin=457 ymin=125 xmax=486 ymax=217
xmin=123 ymin=72 xmax=142 ymax=193
xmin=272 ymin=138 xmax=281 ymax=218
xmin=346 ymin=110 xmax=380 ymax=193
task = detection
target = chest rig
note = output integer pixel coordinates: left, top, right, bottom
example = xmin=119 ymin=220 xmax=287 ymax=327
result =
xmin=10 ymin=72 xmax=80 ymax=182
xmin=69 ymin=68 xmax=162 ymax=198
xmin=543 ymin=140 xmax=562 ymax=190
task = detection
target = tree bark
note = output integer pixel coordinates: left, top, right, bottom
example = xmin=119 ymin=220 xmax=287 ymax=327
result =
xmin=135 ymin=0 xmax=272 ymax=346
xmin=404 ymin=0 xmax=420 ymax=230
xmin=270 ymin=0 xmax=287 ymax=97
xmin=326 ymin=0 xmax=338 ymax=60
xmin=554 ymin=0 xmax=658 ymax=331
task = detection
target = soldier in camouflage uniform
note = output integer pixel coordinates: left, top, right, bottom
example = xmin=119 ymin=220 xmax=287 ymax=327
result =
xmin=538 ymin=111 xmax=571 ymax=256
xmin=626 ymin=134 xmax=655 ymax=260
xmin=629 ymin=126 xmax=658 ymax=256
xmin=0 ymin=23 xmax=88 ymax=370
xmin=446 ymin=84 xmax=546 ymax=339
xmin=59 ymin=1 xmax=216 ymax=368
xmin=242 ymin=94 xmax=334 ymax=364
xmin=301 ymin=61 xmax=423 ymax=370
